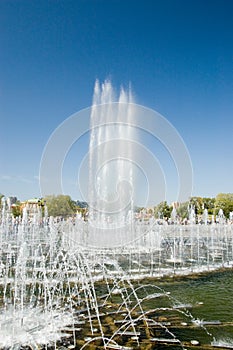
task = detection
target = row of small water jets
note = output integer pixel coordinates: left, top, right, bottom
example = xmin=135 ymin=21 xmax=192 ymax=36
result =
xmin=1 ymin=198 xmax=233 ymax=349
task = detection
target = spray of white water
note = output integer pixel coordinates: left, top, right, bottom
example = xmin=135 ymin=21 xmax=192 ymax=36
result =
xmin=87 ymin=80 xmax=137 ymax=248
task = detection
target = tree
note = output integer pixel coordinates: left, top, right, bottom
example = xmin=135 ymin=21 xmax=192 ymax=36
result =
xmin=189 ymin=196 xmax=215 ymax=216
xmin=0 ymin=194 xmax=4 ymax=209
xmin=11 ymin=202 xmax=22 ymax=217
xmin=44 ymin=195 xmax=76 ymax=217
xmin=176 ymin=201 xmax=189 ymax=220
xmin=202 ymin=197 xmax=215 ymax=215
xmin=154 ymin=201 xmax=172 ymax=219
xmin=76 ymin=200 xmax=88 ymax=209
xmin=189 ymin=197 xmax=203 ymax=215
xmin=214 ymin=193 xmax=233 ymax=218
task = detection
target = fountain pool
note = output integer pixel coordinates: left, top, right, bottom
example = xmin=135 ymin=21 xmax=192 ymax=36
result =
xmin=1 ymin=195 xmax=233 ymax=349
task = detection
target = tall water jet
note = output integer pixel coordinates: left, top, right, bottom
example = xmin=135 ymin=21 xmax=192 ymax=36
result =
xmin=87 ymin=80 xmax=136 ymax=248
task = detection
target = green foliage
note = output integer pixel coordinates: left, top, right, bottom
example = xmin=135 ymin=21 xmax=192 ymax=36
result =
xmin=76 ymin=200 xmax=88 ymax=209
xmin=0 ymin=194 xmax=4 ymax=208
xmin=214 ymin=193 xmax=233 ymax=218
xmin=189 ymin=196 xmax=215 ymax=215
xmin=1 ymin=192 xmax=232 ymax=221
xmin=154 ymin=201 xmax=172 ymax=219
xmin=202 ymin=197 xmax=215 ymax=215
xmin=11 ymin=203 xmax=22 ymax=217
xmin=44 ymin=195 xmax=76 ymax=218
xmin=189 ymin=197 xmax=203 ymax=215
xmin=176 ymin=201 xmax=189 ymax=219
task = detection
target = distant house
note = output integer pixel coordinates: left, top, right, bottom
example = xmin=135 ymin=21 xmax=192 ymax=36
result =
xmin=135 ymin=207 xmax=154 ymax=220
xmin=21 ymin=198 xmax=45 ymax=218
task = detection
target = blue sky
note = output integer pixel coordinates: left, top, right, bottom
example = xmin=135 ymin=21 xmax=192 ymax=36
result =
xmin=1 ymin=0 xmax=233 ymax=204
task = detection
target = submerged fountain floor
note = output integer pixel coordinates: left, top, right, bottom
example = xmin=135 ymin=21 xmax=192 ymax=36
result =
xmin=1 ymin=276 xmax=232 ymax=350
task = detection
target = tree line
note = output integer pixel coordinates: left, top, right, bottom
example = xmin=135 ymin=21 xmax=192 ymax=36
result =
xmin=152 ymin=193 xmax=233 ymax=220
xmin=0 ymin=194 xmax=88 ymax=218
xmin=0 ymin=193 xmax=233 ymax=219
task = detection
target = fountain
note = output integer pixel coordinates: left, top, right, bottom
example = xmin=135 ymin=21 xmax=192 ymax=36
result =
xmin=86 ymin=80 xmax=136 ymax=248
xmin=1 ymin=81 xmax=233 ymax=349
xmin=202 ymin=208 xmax=208 ymax=225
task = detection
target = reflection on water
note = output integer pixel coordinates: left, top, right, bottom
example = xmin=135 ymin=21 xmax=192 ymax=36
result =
xmin=142 ymin=269 xmax=233 ymax=346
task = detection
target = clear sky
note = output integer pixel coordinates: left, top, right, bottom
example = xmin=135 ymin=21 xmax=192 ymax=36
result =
xmin=1 ymin=0 xmax=233 ymax=204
